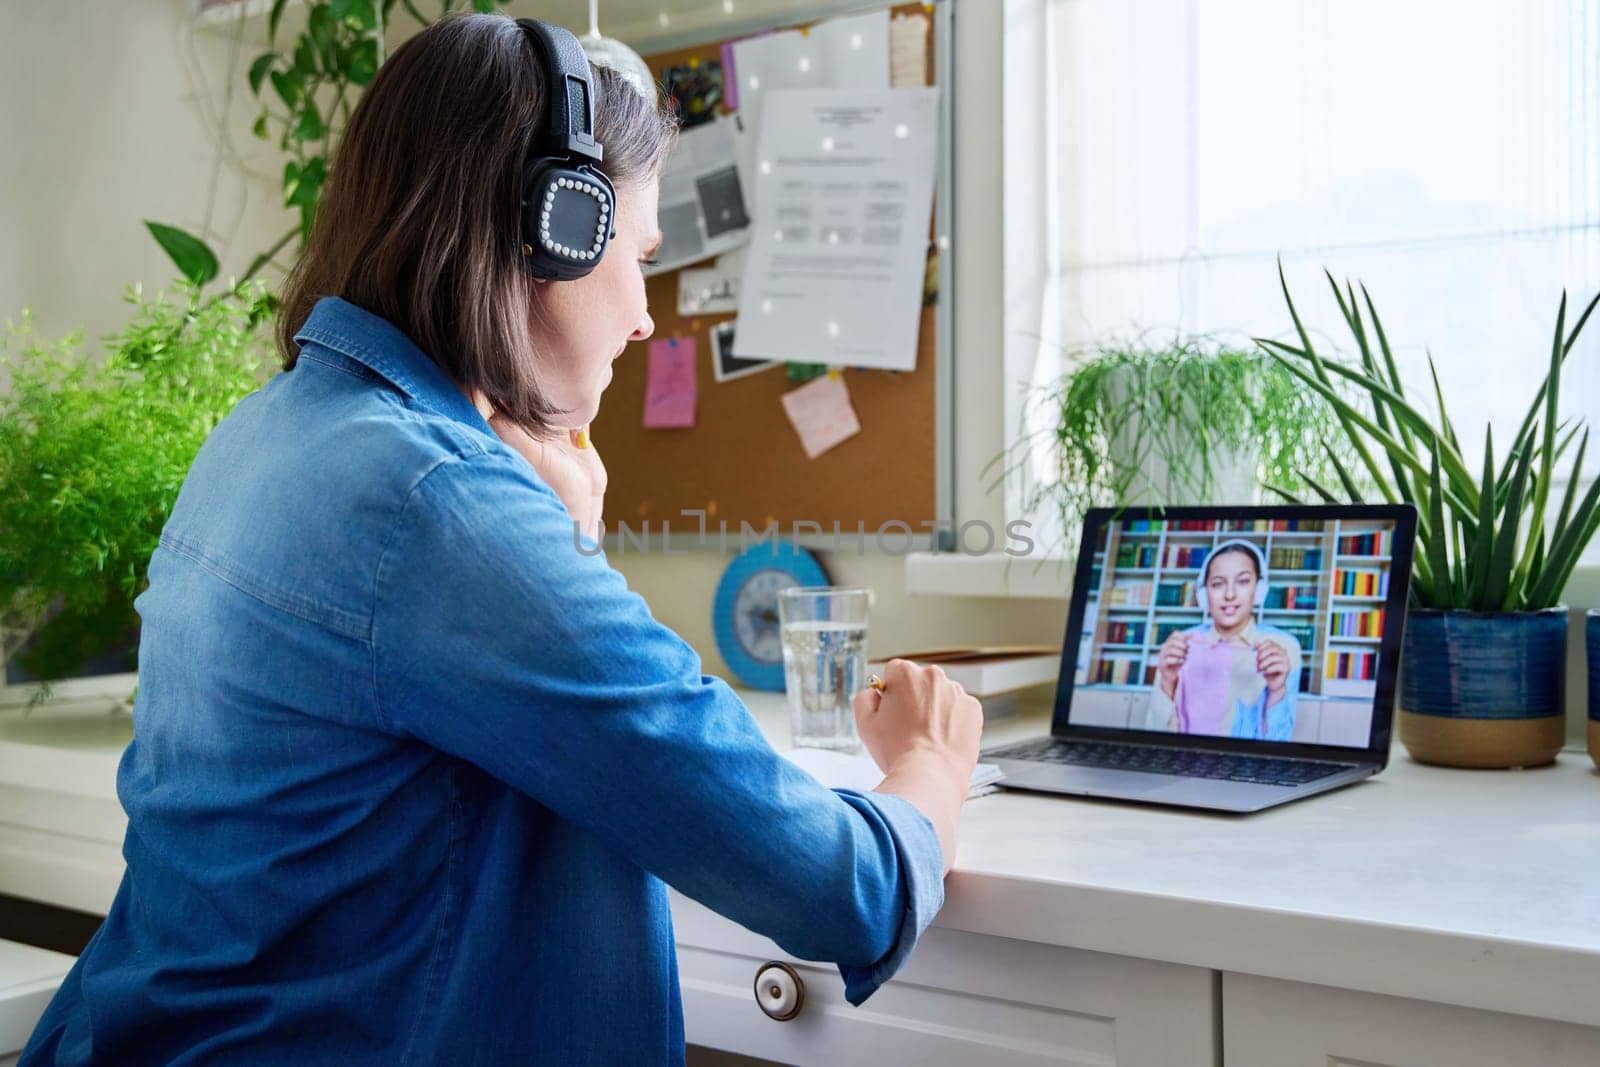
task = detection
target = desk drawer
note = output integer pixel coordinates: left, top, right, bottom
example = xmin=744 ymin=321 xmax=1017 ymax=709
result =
xmin=1222 ymin=973 xmax=1600 ymax=1067
xmin=671 ymin=894 xmax=1217 ymax=1067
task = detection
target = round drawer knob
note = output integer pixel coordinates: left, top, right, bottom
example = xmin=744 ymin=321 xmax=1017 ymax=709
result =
xmin=753 ymin=961 xmax=804 ymax=1021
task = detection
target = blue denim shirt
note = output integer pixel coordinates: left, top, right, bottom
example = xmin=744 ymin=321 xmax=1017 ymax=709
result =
xmin=23 ymin=297 xmax=943 ymax=1066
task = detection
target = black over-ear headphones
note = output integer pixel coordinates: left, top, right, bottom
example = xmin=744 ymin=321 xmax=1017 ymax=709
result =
xmin=516 ymin=19 xmax=616 ymax=281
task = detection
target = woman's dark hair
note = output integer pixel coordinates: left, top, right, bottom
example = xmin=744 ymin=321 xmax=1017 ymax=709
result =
xmin=275 ymin=13 xmax=675 ymax=434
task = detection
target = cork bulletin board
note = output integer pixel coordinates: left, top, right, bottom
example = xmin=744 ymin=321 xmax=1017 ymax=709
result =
xmin=591 ymin=4 xmax=942 ymax=535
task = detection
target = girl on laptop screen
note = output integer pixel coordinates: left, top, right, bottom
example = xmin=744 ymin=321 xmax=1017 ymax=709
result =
xmin=1141 ymin=540 xmax=1301 ymax=741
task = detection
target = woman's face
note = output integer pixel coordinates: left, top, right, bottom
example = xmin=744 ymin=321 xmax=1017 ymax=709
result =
xmin=1204 ymin=550 xmax=1258 ymax=632
xmin=527 ymin=176 xmax=662 ymax=428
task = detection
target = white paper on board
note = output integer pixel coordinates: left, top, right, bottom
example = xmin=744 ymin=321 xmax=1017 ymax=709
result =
xmin=647 ymin=115 xmax=751 ymax=276
xmin=729 ymin=10 xmax=889 ymax=217
xmin=734 ymin=87 xmax=939 ymax=372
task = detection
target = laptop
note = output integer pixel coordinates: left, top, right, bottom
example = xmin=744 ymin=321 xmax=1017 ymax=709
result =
xmin=984 ymin=504 xmax=1418 ymax=813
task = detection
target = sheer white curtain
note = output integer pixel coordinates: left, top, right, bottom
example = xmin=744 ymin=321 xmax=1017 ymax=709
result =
xmin=1007 ymin=0 xmax=1600 ymax=535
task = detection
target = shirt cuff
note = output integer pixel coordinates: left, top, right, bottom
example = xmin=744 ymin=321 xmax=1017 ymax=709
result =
xmin=831 ymin=789 xmax=945 ymax=1006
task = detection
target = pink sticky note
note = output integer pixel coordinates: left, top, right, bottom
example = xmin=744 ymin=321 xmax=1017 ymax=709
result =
xmin=780 ymin=373 xmax=861 ymax=459
xmin=644 ymin=338 xmax=697 ymax=428
xmin=720 ymin=41 xmax=739 ymax=109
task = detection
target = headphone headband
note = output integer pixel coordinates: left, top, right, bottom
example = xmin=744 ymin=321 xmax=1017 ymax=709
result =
xmin=1205 ymin=539 xmax=1267 ymax=579
xmin=517 ymin=19 xmax=603 ymax=165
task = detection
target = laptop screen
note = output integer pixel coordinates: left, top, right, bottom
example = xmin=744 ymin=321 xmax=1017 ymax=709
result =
xmin=1061 ymin=506 xmax=1415 ymax=752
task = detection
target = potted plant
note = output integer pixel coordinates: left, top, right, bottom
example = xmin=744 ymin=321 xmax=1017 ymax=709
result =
xmin=1259 ymin=266 xmax=1600 ymax=768
xmin=995 ymin=337 xmax=1345 ymax=552
xmin=0 ymin=282 xmax=274 ymax=705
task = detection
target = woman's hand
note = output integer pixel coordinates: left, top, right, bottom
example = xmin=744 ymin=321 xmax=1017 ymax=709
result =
xmin=855 ymin=659 xmax=982 ymax=780
xmin=488 ymin=414 xmax=607 ymax=543
xmin=855 ymin=659 xmax=983 ymax=874
xmin=1256 ymin=640 xmax=1291 ymax=705
xmin=1156 ymin=631 xmax=1190 ymax=698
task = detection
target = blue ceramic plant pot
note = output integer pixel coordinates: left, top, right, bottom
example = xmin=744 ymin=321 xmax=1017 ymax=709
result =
xmin=1398 ymin=607 xmax=1568 ymax=769
xmin=1588 ymin=610 xmax=1600 ymax=770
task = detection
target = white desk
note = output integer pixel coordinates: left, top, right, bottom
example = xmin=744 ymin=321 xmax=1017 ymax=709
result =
xmin=4 ymin=694 xmax=1600 ymax=1065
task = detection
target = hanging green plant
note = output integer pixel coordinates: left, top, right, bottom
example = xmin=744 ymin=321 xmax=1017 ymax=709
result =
xmin=149 ymin=0 xmax=513 ymax=291
xmin=991 ymin=337 xmax=1345 ymax=551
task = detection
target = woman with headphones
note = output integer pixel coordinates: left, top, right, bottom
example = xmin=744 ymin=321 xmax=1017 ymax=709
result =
xmin=22 ymin=14 xmax=980 ymax=1066
xmin=1142 ymin=540 xmax=1302 ymax=741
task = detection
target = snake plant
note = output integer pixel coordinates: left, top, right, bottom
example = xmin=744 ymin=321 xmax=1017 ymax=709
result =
xmin=1257 ymin=264 xmax=1600 ymax=611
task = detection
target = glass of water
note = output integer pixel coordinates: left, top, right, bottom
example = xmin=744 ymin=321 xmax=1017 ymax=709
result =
xmin=778 ymin=586 xmax=870 ymax=752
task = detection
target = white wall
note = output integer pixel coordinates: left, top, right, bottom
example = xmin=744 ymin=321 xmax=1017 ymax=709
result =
xmin=0 ymin=0 xmax=287 ymax=348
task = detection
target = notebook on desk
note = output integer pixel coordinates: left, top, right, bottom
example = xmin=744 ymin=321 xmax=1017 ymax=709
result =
xmin=983 ymin=504 xmax=1418 ymax=813
xmin=784 ymin=747 xmax=1005 ymax=800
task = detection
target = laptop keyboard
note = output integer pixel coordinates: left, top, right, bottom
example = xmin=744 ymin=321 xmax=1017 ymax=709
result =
xmin=985 ymin=738 xmax=1352 ymax=788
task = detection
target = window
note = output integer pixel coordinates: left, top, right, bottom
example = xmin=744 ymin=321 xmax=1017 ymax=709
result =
xmin=1005 ymin=0 xmax=1600 ymax=546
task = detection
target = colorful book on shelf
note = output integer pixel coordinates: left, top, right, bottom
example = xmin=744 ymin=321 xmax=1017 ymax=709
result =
xmin=1332 ymin=568 xmax=1388 ymax=597
xmin=1330 ymin=609 xmax=1386 ymax=638
xmin=1268 ymin=546 xmax=1323 ymax=571
xmin=1326 ymin=650 xmax=1378 ymax=681
xmin=1278 ymin=623 xmax=1317 ymax=649
xmin=1089 ymin=657 xmax=1140 ymax=685
xmin=866 ymin=645 xmax=1061 ymax=697
xmin=1102 ymin=621 xmax=1148 ymax=646
xmin=1155 ymin=580 xmax=1196 ymax=607
xmin=1263 ymin=584 xmax=1318 ymax=610
xmin=1163 ymin=545 xmax=1208 ymax=568
xmin=1337 ymin=529 xmax=1390 ymax=556
xmin=1107 ymin=580 xmax=1153 ymax=606
xmin=1114 ymin=543 xmax=1160 ymax=568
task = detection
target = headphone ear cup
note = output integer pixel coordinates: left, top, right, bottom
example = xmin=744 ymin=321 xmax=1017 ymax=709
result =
xmin=520 ymin=160 xmax=615 ymax=280
xmin=1195 ymin=584 xmax=1209 ymax=614
xmin=1254 ymin=580 xmax=1270 ymax=608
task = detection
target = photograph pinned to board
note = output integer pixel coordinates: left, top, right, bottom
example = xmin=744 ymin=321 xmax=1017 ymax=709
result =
xmin=780 ymin=371 xmax=860 ymax=459
xmin=710 ymin=319 xmax=778 ymax=383
xmin=646 ymin=115 xmax=751 ymax=276
xmin=727 ymin=9 xmax=889 ymax=214
xmin=678 ymin=248 xmax=745 ymax=316
xmin=643 ymin=337 xmax=697 ymax=429
xmin=661 ymin=57 xmax=722 ymax=127
xmin=734 ymin=87 xmax=939 ymax=372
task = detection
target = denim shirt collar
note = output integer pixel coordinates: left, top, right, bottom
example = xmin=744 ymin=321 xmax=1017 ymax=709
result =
xmin=293 ymin=296 xmax=490 ymax=431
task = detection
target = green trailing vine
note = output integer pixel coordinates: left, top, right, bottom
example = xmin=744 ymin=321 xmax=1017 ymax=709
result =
xmin=149 ymin=0 xmax=512 ymax=290
xmin=990 ymin=337 xmax=1345 ymax=553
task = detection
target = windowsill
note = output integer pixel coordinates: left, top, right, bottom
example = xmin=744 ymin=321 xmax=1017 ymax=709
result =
xmin=903 ymin=552 xmax=1074 ymax=599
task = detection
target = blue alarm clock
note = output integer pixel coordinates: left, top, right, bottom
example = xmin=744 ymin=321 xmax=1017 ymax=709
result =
xmin=713 ymin=542 xmax=830 ymax=690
